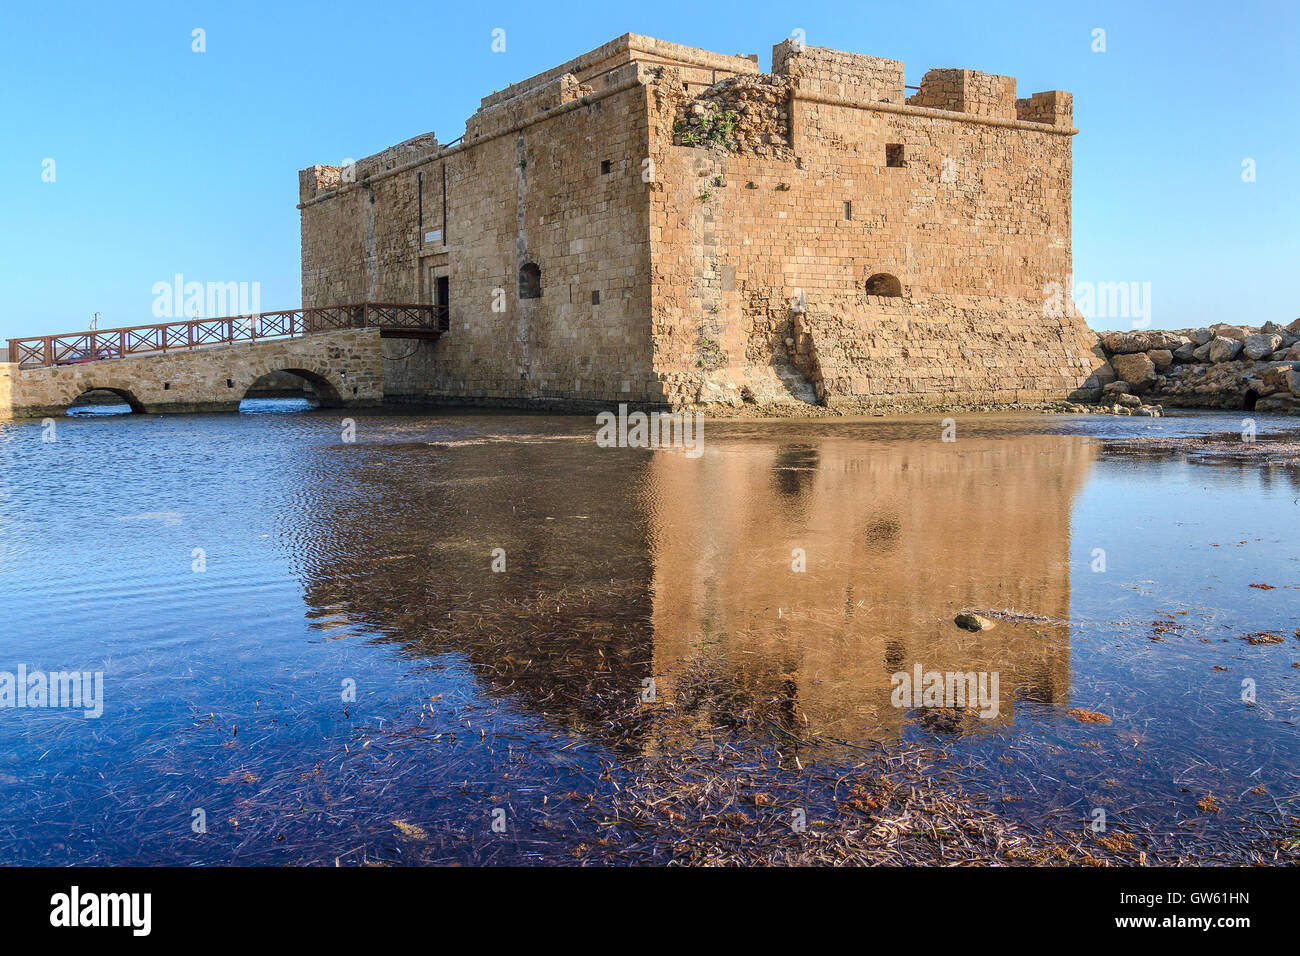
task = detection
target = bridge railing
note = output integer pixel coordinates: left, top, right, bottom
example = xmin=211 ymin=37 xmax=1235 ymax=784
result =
xmin=5 ymin=303 xmax=444 ymax=370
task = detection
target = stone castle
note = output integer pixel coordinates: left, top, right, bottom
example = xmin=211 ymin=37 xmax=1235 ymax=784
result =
xmin=298 ymin=33 xmax=1103 ymax=411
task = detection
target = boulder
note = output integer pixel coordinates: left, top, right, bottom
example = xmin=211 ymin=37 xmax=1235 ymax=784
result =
xmin=1212 ymin=325 xmax=1247 ymax=341
xmin=1118 ymin=393 xmax=1142 ymax=407
xmin=1099 ymin=330 xmax=1185 ymax=354
xmin=1173 ymin=342 xmax=1197 ymax=362
xmin=1148 ymin=348 xmax=1174 ymax=370
xmin=1287 ymin=368 xmax=1300 ymax=394
xmin=1207 ymin=336 xmax=1243 ymax=363
xmin=1256 ymin=395 xmax=1299 ymax=414
xmin=1287 ymin=318 xmax=1300 ymax=334
xmin=1092 ymin=362 xmax=1117 ymax=386
xmin=1110 ymin=351 xmax=1157 ymax=390
xmin=1243 ymin=333 xmax=1283 ymax=360
xmin=1193 ymin=342 xmax=1212 ymax=362
xmin=1258 ymin=364 xmax=1295 ymax=393
xmin=1191 ymin=328 xmax=1214 ymax=345
xmin=1288 ymin=343 xmax=1300 ymax=361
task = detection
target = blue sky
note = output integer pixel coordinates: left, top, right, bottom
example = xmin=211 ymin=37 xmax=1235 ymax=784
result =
xmin=1 ymin=0 xmax=1296 ymax=341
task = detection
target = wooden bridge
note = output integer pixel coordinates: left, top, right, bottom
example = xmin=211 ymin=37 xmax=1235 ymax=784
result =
xmin=1 ymin=303 xmax=445 ymax=417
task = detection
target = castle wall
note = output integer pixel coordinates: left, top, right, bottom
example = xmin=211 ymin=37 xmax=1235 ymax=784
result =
xmin=299 ymin=34 xmax=1103 ymax=412
xmin=645 ymin=42 xmax=1102 ymax=407
xmin=299 ymin=63 xmax=664 ymax=405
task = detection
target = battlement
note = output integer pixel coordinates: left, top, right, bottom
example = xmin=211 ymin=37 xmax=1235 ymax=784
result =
xmin=299 ymin=131 xmax=440 ymax=203
xmin=771 ymin=39 xmax=1070 ymax=127
xmin=297 ymin=32 xmax=1092 ymax=413
xmin=477 ymin=33 xmax=760 ymax=112
xmin=772 ymin=40 xmax=905 ymax=104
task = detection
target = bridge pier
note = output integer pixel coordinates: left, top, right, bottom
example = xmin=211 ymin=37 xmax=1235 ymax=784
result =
xmin=0 ymin=328 xmax=383 ymax=419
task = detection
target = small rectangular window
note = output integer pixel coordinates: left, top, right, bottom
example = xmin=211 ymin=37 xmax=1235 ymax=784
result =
xmin=886 ymin=144 xmax=905 ymax=168
xmin=843 ymin=201 xmax=852 ymax=220
xmin=600 ymin=160 xmax=611 ymax=175
xmin=591 ymin=290 xmax=600 ymax=305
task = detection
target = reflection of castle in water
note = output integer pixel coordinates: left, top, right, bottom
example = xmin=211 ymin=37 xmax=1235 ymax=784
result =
xmin=285 ymin=422 xmax=1094 ymax=748
xmin=645 ymin=434 xmax=1092 ymax=745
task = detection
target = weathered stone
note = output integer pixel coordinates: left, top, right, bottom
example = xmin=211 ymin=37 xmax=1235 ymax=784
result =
xmin=1256 ymin=395 xmax=1299 ymax=414
xmin=1193 ymin=343 xmax=1212 ymax=362
xmin=955 ymin=612 xmax=995 ymax=631
xmin=0 ymin=329 xmax=381 ymax=417
xmin=1242 ymin=333 xmax=1282 ymax=360
xmin=289 ymin=34 xmax=1100 ymax=411
xmin=1110 ymin=351 xmax=1157 ymax=390
xmin=1212 ymin=325 xmax=1247 ymax=341
xmin=1258 ymin=364 xmax=1294 ymax=393
xmin=1118 ymin=392 xmax=1141 ymax=407
xmin=1099 ymin=330 xmax=1184 ymax=354
xmin=1147 ymin=348 xmax=1173 ymax=370
xmin=1207 ymin=336 xmax=1243 ymax=363
xmin=1191 ymin=328 xmax=1214 ymax=345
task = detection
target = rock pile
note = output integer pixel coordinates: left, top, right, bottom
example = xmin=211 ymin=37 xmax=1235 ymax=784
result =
xmin=1092 ymin=319 xmax=1300 ymax=414
xmin=671 ymin=73 xmax=793 ymax=159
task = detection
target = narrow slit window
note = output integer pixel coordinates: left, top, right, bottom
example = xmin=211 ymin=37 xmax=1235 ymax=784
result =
xmin=886 ymin=144 xmax=905 ymax=168
xmin=518 ymin=262 xmax=542 ymax=300
xmin=591 ymin=290 xmax=601 ymax=305
xmin=843 ymin=201 xmax=852 ymax=220
xmin=600 ymin=160 xmax=611 ymax=175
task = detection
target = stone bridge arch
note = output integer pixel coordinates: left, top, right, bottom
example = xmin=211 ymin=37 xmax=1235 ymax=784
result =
xmin=2 ymin=328 xmax=384 ymax=418
xmin=66 ymin=384 xmax=148 ymax=414
xmin=237 ymin=363 xmax=348 ymax=408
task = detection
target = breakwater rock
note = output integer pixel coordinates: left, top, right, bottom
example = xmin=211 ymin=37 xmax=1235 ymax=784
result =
xmin=1093 ymin=319 xmax=1300 ymax=414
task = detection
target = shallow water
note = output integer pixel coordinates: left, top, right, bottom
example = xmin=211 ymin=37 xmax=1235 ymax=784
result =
xmin=0 ymin=403 xmax=1297 ymax=863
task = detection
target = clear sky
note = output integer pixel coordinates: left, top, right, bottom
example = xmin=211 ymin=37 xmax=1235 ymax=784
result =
xmin=2 ymin=0 xmax=1296 ymax=341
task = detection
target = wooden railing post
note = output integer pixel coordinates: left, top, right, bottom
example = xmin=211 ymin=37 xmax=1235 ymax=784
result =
xmin=119 ymin=329 xmax=126 ymax=358
xmin=44 ymin=337 xmax=53 ymax=367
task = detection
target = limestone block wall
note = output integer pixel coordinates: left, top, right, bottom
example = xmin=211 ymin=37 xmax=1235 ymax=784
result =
xmin=772 ymin=40 xmax=905 ymax=103
xmin=644 ymin=49 xmax=1100 ymax=407
xmin=0 ymin=329 xmax=381 ymax=418
xmin=793 ymin=295 xmax=1098 ymax=407
xmin=300 ymin=71 xmax=662 ymax=405
xmin=907 ymin=68 xmax=1019 ymax=120
xmin=298 ymin=34 xmax=1099 ymax=412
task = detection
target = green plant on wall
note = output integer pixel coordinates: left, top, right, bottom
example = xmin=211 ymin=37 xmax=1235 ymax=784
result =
xmin=677 ymin=103 xmax=740 ymax=150
xmin=695 ymin=334 xmax=723 ymax=369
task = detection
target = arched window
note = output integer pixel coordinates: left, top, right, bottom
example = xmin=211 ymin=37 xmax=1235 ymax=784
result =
xmin=518 ymin=262 xmax=542 ymax=300
xmin=865 ymin=273 xmax=903 ymax=297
